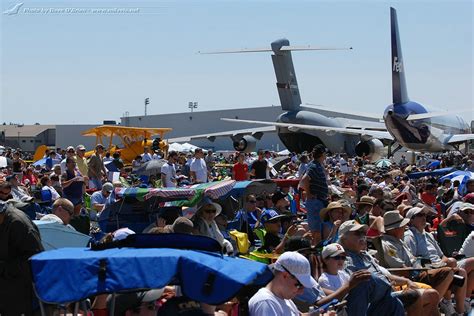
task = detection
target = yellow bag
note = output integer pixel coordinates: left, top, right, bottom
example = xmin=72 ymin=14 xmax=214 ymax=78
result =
xmin=229 ymin=230 xmax=250 ymax=254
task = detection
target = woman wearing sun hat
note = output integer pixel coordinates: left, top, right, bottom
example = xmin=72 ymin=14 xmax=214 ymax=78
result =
xmin=320 ymin=201 xmax=351 ymax=245
xmin=192 ymin=197 xmax=233 ymax=254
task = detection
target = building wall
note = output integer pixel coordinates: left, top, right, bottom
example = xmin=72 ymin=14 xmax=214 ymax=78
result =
xmin=121 ymin=106 xmax=286 ymax=151
xmin=55 ymin=125 xmax=101 ymax=151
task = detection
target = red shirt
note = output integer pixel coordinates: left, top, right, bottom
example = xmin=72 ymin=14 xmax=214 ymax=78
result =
xmin=233 ymin=162 xmax=248 ymax=181
xmin=421 ymin=192 xmax=436 ymax=206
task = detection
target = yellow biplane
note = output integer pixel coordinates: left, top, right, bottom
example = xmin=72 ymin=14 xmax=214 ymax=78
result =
xmin=81 ymin=125 xmax=172 ymax=164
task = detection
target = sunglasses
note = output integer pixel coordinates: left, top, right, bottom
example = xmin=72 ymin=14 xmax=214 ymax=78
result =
xmin=280 ymin=265 xmax=303 ymax=289
xmin=415 ymin=213 xmax=427 ymax=218
xmin=204 ymin=209 xmax=216 ymax=214
xmin=464 ymin=210 xmax=474 ymax=215
xmin=248 ymin=200 xmax=257 ymax=203
xmin=329 ymin=255 xmax=347 ymax=261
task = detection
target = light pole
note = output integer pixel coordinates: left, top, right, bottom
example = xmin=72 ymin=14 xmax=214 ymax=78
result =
xmin=188 ymin=101 xmax=198 ymax=120
xmin=17 ymin=131 xmax=20 ymax=149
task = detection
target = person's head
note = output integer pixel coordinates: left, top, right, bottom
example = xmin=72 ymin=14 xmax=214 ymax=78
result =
xmin=237 ymin=152 xmax=245 ymax=163
xmin=320 ymin=201 xmax=350 ymax=222
xmin=442 ymin=178 xmax=451 ymax=188
xmin=0 ymin=181 xmax=12 ymax=201
xmin=40 ymin=176 xmax=51 ymax=187
xmin=322 ymin=243 xmax=347 ymax=274
xmin=459 ymin=203 xmax=474 ymax=225
xmin=52 ymin=164 xmax=61 ymax=175
xmin=355 ymin=195 xmax=376 ymax=215
xmin=76 ymin=145 xmax=86 ymax=157
xmin=65 ymin=157 xmax=76 ymax=170
xmin=143 ymin=146 xmax=150 ymax=154
xmin=312 ymin=144 xmax=328 ymax=162
xmin=49 ymin=151 xmax=56 ymax=158
xmin=466 ymin=179 xmax=474 ymax=193
xmin=52 ymin=198 xmax=74 ymax=225
xmin=264 ymin=150 xmax=271 ymax=159
xmin=338 ymin=220 xmax=368 ymax=253
xmin=197 ymin=198 xmax=222 ymax=222
xmin=167 ymin=151 xmax=178 ymax=163
xmin=194 ymin=148 xmax=204 ymax=158
xmin=66 ymin=146 xmax=75 ymax=157
xmin=170 ymin=216 xmax=194 ymax=234
xmin=257 ymin=149 xmax=265 ymax=160
xmin=369 ymin=187 xmax=384 ymax=200
xmin=113 ymin=152 xmax=121 ymax=159
xmin=6 ymin=174 xmax=18 ymax=186
xmin=383 ymin=173 xmax=393 ymax=184
xmin=95 ymin=144 xmax=105 ymax=154
xmin=383 ymin=211 xmax=410 ymax=239
xmin=244 ymin=194 xmax=258 ymax=211
xmin=272 ymin=251 xmax=317 ymax=299
xmin=271 ymin=191 xmax=289 ymax=211
xmin=406 ymin=207 xmax=429 ymax=231
xmin=260 ymin=209 xmax=286 ymax=234
xmin=101 ymin=182 xmax=114 ymax=196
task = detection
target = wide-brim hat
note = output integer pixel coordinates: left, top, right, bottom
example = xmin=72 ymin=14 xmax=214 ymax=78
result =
xmin=196 ymin=197 xmax=222 ymax=217
xmin=320 ymin=201 xmax=351 ymax=221
xmin=383 ymin=210 xmax=410 ymax=231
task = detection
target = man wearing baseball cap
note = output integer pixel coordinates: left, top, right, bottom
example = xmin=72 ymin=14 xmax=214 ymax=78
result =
xmin=339 ymin=220 xmax=416 ymax=316
xmin=90 ymin=182 xmax=114 ymax=212
xmin=248 ymin=251 xmax=317 ymax=315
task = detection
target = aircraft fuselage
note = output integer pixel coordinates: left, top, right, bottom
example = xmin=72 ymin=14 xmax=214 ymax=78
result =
xmin=383 ymin=101 xmax=470 ymax=152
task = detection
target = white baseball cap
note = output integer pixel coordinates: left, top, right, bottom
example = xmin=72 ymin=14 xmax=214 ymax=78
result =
xmin=112 ymin=227 xmax=135 ymax=241
xmin=339 ymin=220 xmax=368 ymax=238
xmin=273 ymin=251 xmax=317 ymax=289
xmin=322 ymin=243 xmax=346 ymax=259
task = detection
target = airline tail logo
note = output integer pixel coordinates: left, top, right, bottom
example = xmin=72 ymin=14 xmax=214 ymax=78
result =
xmin=393 ymin=57 xmax=403 ymax=73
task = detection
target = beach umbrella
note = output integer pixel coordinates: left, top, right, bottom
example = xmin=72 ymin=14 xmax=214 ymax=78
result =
xmin=439 ymin=170 xmax=474 ymax=194
xmin=375 ymin=159 xmax=392 ymax=169
xmin=30 ymin=246 xmax=273 ymax=305
xmin=34 ymin=220 xmax=91 ymax=251
xmin=427 ymin=160 xmax=441 ymax=169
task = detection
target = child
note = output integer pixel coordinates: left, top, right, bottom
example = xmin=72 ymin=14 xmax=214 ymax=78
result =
xmin=318 ymin=243 xmax=350 ymax=292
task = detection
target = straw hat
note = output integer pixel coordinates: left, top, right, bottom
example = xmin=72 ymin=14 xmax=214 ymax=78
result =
xmin=320 ymin=201 xmax=352 ymax=221
xmin=355 ymin=195 xmax=376 ymax=206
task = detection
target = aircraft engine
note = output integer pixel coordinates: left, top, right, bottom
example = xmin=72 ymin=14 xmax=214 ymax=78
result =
xmin=233 ymin=135 xmax=257 ymax=153
xmin=355 ymin=139 xmax=384 ymax=162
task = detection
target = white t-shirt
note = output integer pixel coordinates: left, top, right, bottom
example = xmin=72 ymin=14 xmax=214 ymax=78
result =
xmin=161 ymin=162 xmax=176 ymax=188
xmin=318 ymin=270 xmax=350 ymax=292
xmin=460 ymin=231 xmax=474 ymax=258
xmin=248 ymin=287 xmax=299 ymax=316
xmin=190 ymin=158 xmax=207 ymax=183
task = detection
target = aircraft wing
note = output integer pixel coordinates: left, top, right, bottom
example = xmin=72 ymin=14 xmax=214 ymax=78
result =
xmin=221 ymin=118 xmax=394 ymax=141
xmin=167 ymin=126 xmax=276 ymax=143
xmin=446 ymin=133 xmax=474 ymax=144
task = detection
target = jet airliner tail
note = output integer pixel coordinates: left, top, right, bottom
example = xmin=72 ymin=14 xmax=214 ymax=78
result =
xmin=391 ymin=7 xmax=409 ymax=105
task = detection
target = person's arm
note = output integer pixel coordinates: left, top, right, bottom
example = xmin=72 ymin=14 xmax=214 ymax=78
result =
xmin=299 ymin=174 xmax=312 ymax=197
xmin=273 ymin=224 xmax=298 ymax=254
xmin=315 ymin=270 xmax=372 ymax=306
xmin=61 ymin=172 xmax=78 ymax=188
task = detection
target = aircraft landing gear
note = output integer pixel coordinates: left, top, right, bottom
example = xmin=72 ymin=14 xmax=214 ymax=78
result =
xmin=387 ymin=141 xmax=403 ymax=158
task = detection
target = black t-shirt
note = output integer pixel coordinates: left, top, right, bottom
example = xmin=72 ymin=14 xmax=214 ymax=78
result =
xmin=251 ymin=159 xmax=268 ymax=179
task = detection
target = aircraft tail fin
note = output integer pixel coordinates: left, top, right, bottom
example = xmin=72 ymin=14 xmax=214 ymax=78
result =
xmin=391 ymin=7 xmax=409 ymax=104
xmin=200 ymin=40 xmax=351 ymax=112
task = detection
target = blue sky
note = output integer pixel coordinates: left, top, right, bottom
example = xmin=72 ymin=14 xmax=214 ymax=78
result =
xmin=1 ymin=0 xmax=472 ymax=125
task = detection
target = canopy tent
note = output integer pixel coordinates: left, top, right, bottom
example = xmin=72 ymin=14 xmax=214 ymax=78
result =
xmin=168 ymin=142 xmax=185 ymax=152
xmin=427 ymin=160 xmax=441 ymax=169
xmin=32 ymin=157 xmax=60 ymax=167
xmin=31 ymin=247 xmax=272 ymax=306
xmin=277 ymin=149 xmax=290 ymax=156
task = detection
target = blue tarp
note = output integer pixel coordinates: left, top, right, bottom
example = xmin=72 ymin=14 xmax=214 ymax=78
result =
xmin=407 ymin=167 xmax=455 ymax=180
xmin=31 ymin=247 xmax=272 ymax=305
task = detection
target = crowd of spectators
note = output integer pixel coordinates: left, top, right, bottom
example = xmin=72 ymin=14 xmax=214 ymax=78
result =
xmin=0 ymin=143 xmax=473 ymax=315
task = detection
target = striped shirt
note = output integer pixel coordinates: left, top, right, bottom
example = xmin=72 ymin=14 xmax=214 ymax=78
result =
xmin=306 ymin=161 xmax=329 ymax=200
